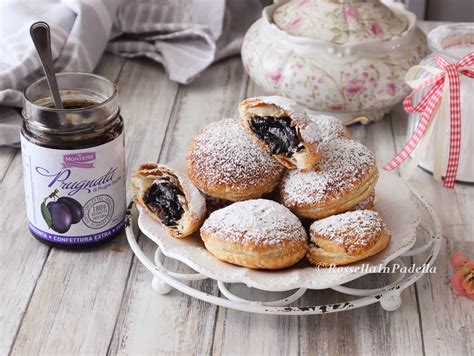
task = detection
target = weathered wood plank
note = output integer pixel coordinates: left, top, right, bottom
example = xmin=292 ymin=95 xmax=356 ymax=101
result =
xmin=0 ymin=153 xmax=50 ymax=356
xmin=390 ymin=101 xmax=473 ymax=356
xmin=108 ymin=56 xmax=247 ymax=355
xmin=0 ymin=54 xmax=125 ymax=356
xmin=7 ymin=56 xmax=131 ymax=355
xmin=297 ymin=111 xmax=423 ymax=356
xmin=212 ymin=286 xmax=299 ymax=356
xmin=210 ymin=78 xmax=302 ymax=355
xmin=211 ymin=73 xmax=424 ymax=356
xmin=339 ymin=112 xmax=423 ymax=356
xmin=0 ymin=146 xmax=17 ymax=182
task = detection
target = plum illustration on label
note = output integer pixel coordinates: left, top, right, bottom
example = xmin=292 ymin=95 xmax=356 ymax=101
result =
xmin=41 ymin=189 xmax=84 ymax=233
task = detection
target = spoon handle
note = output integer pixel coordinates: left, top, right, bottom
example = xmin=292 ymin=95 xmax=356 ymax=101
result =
xmin=30 ymin=21 xmax=63 ymax=109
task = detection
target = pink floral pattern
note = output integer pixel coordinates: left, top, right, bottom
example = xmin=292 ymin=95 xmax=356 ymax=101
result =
xmin=269 ymin=70 xmax=283 ymax=82
xmin=272 ymin=0 xmax=408 ymax=44
xmin=241 ymin=17 xmax=428 ymax=115
xmin=369 ymin=22 xmax=384 ymax=38
xmin=289 ymin=16 xmax=304 ymax=29
xmin=345 ymin=79 xmax=366 ymax=95
xmin=330 ymin=103 xmax=345 ymax=111
xmin=386 ymin=82 xmax=397 ymax=96
xmin=345 ymin=6 xmax=357 ymax=19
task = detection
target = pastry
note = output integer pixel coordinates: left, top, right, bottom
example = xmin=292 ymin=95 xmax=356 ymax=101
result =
xmin=239 ymin=96 xmax=320 ymax=171
xmin=352 ymin=191 xmax=375 ymax=211
xmin=278 ymin=139 xmax=378 ymax=219
xmin=200 ymin=199 xmax=308 ymax=270
xmin=187 ymin=118 xmax=284 ymax=202
xmin=204 ymin=195 xmax=231 ymax=215
xmin=130 ymin=163 xmax=206 ymax=238
xmin=307 ymin=210 xmax=391 ymax=266
xmin=308 ymin=114 xmax=351 ymax=142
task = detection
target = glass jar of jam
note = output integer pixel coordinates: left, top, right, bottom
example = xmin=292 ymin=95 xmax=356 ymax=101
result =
xmin=21 ymin=72 xmax=126 ymax=248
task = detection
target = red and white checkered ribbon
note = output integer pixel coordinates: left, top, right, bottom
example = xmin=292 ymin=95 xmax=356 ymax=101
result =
xmin=384 ymin=53 xmax=474 ymax=188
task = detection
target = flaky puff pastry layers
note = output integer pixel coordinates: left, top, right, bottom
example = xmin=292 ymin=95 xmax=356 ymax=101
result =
xmin=239 ymin=96 xmax=321 ymax=171
xmin=187 ymin=118 xmax=284 ymax=202
xmin=307 ymin=210 xmax=391 ymax=266
xmin=278 ymin=139 xmax=378 ymax=220
xmin=201 ymin=199 xmax=308 ymax=270
xmin=130 ymin=163 xmax=206 ymax=238
xmin=352 ymin=191 xmax=375 ymax=211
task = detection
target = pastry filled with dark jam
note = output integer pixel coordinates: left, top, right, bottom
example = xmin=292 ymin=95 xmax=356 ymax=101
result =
xmin=130 ymin=163 xmax=207 ymax=239
xmin=143 ymin=179 xmax=185 ymax=226
xmin=249 ymin=116 xmax=304 ymax=157
xmin=239 ymin=96 xmax=321 ymax=171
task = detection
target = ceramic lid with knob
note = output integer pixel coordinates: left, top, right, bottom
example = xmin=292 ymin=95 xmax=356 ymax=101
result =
xmin=272 ymin=0 xmax=409 ymax=44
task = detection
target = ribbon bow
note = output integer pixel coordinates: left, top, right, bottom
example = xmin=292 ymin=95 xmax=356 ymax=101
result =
xmin=385 ymin=52 xmax=474 ymax=188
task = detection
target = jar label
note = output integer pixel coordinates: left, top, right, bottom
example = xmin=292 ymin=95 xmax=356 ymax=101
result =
xmin=21 ymin=133 xmax=126 ymax=245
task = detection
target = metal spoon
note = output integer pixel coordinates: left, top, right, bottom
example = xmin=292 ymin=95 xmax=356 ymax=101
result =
xmin=30 ymin=21 xmax=63 ymax=109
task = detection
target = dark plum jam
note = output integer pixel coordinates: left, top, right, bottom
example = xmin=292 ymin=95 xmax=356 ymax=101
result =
xmin=249 ymin=116 xmax=303 ymax=157
xmin=143 ymin=181 xmax=185 ymax=226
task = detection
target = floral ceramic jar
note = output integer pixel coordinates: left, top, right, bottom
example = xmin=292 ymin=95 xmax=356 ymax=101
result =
xmin=242 ymin=0 xmax=429 ymax=122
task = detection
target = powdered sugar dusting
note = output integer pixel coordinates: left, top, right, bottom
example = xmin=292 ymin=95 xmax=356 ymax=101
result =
xmin=280 ymin=139 xmax=376 ymax=205
xmin=187 ymin=119 xmax=283 ymax=190
xmin=201 ymin=199 xmax=307 ymax=246
xmin=310 ymin=210 xmax=386 ymax=254
xmin=308 ymin=114 xmax=351 ymax=142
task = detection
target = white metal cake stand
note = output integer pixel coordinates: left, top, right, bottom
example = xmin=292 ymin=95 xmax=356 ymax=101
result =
xmin=126 ymin=177 xmax=442 ymax=315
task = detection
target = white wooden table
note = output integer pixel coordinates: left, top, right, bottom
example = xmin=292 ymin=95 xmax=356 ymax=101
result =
xmin=1 ymin=22 xmax=472 ymax=355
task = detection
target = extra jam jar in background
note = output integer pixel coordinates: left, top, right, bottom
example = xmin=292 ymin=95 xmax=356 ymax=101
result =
xmin=21 ymin=72 xmax=126 ymax=248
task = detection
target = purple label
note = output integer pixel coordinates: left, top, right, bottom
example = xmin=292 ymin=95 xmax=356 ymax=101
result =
xmin=63 ymin=152 xmax=96 ymax=168
xmin=29 ymin=220 xmax=124 ymax=245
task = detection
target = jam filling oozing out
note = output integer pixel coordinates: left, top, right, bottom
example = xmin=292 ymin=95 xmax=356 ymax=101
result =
xmin=143 ymin=180 xmax=185 ymax=226
xmin=249 ymin=116 xmax=304 ymax=157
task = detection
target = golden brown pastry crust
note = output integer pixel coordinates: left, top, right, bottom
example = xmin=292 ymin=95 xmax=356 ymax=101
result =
xmin=278 ymin=139 xmax=379 ymax=219
xmin=201 ymin=236 xmax=308 ymax=270
xmin=200 ymin=199 xmax=308 ymax=270
xmin=239 ymin=96 xmax=321 ymax=171
xmin=130 ymin=163 xmax=206 ymax=238
xmin=289 ymin=173 xmax=378 ymax=219
xmin=307 ymin=210 xmax=391 ymax=266
xmin=186 ymin=118 xmax=284 ymax=202
xmin=352 ymin=191 xmax=375 ymax=211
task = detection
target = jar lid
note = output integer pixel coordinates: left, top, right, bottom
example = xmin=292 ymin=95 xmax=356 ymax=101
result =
xmin=272 ymin=0 xmax=409 ymax=44
xmin=428 ymin=23 xmax=474 ymax=60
